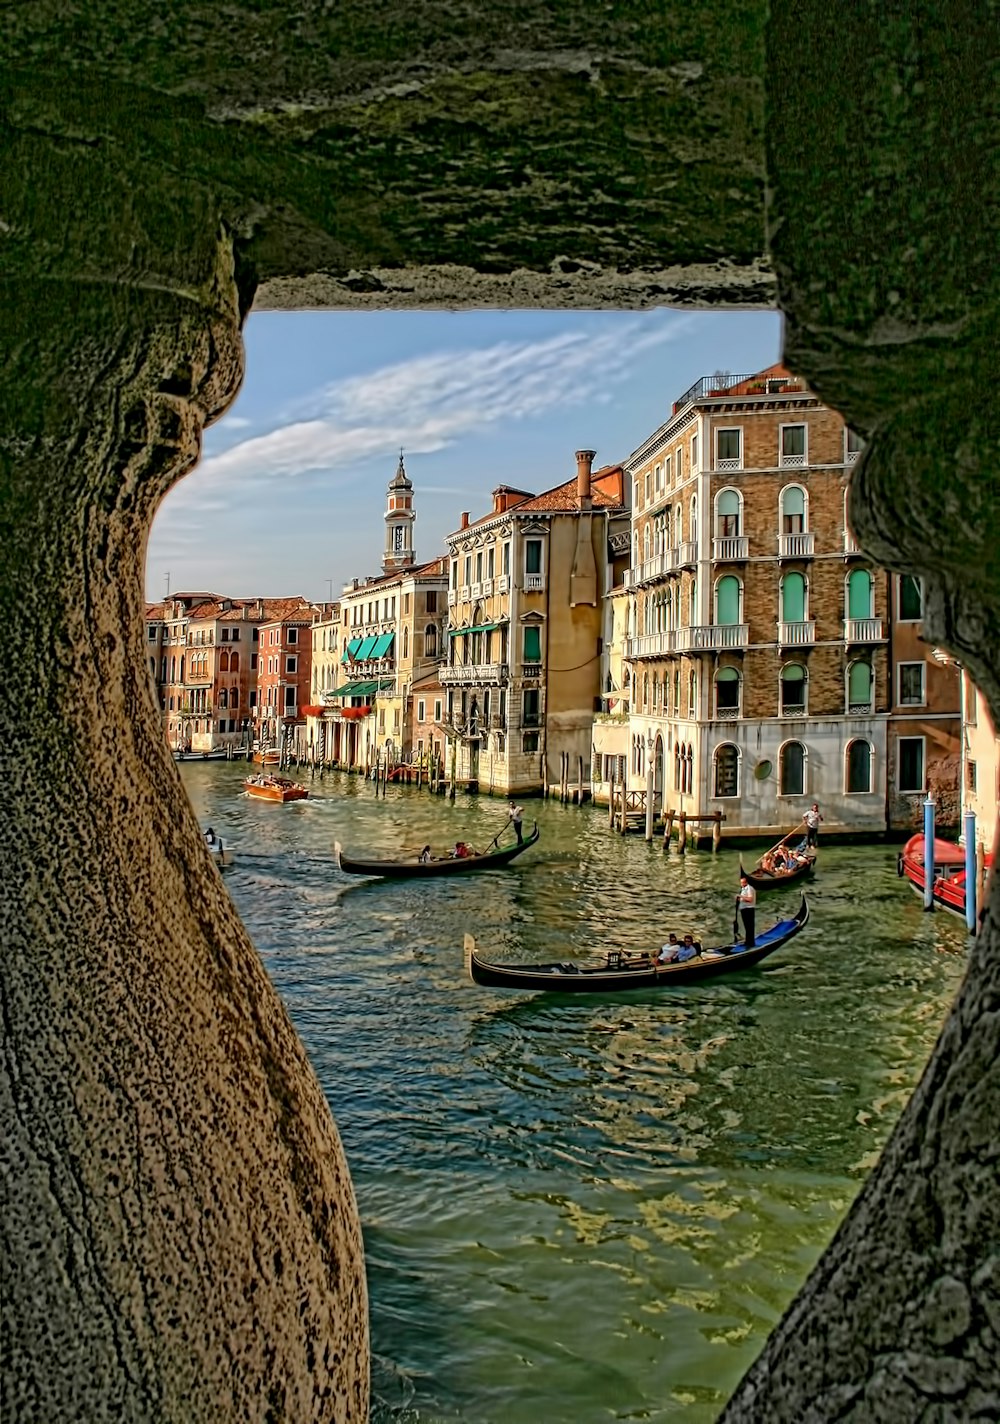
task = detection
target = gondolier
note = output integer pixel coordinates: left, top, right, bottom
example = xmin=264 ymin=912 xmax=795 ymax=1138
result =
xmin=804 ymin=803 xmax=823 ymax=848
xmin=737 ymin=874 xmax=757 ymax=948
xmin=508 ymin=802 xmax=524 ymax=845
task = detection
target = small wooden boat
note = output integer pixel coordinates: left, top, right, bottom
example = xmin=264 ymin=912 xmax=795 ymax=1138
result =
xmin=466 ymin=897 xmax=809 ymax=993
xmin=740 ymin=849 xmax=816 ymax=891
xmin=175 ymin=748 xmax=232 ymax=762
xmin=335 ymin=823 xmax=539 ymax=878
xmin=244 ymin=774 xmax=309 ymax=803
xmin=897 ymin=834 xmax=991 ymax=921
xmin=253 ymin=749 xmax=280 ymax=765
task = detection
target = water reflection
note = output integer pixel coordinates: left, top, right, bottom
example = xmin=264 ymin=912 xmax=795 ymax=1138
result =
xmin=179 ymin=763 xmax=967 ymax=1424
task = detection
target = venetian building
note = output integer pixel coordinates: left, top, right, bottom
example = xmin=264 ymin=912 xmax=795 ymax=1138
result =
xmin=624 ymin=365 xmax=890 ymax=838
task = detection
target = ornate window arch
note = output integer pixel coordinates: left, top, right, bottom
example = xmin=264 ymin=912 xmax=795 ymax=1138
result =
xmin=846 ymin=738 xmax=873 ymax=794
xmin=715 ymin=487 xmax=742 ymax=538
xmin=780 ymin=661 xmax=807 ymax=715
xmin=847 ymin=567 xmax=874 ymax=619
xmin=780 ymin=483 xmax=808 ymax=534
xmin=230 ymin=650 xmax=239 ymax=672
xmin=779 ymin=739 xmax=806 ymax=796
xmin=847 ymin=659 xmax=873 ymax=713
xmin=425 ymin=624 xmax=437 ymax=657
xmin=715 ymin=666 xmax=741 ymax=719
xmin=715 ymin=574 xmax=742 ymax=625
xmin=219 ymin=650 xmax=229 ymax=672
xmin=713 ymin=742 xmax=740 ymax=797
xmin=780 ymin=571 xmax=808 ymax=624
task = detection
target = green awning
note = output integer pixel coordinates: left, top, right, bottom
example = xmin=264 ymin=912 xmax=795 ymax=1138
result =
xmin=330 ymin=679 xmax=377 ymax=697
xmin=448 ymin=622 xmax=501 ymax=637
xmin=341 ymin=636 xmax=363 ymax=664
xmin=370 ymin=631 xmax=395 ymax=659
xmin=354 ymin=634 xmax=378 ymax=660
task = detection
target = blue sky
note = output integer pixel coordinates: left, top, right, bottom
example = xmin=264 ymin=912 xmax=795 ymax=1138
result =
xmin=145 ymin=308 xmax=782 ymax=603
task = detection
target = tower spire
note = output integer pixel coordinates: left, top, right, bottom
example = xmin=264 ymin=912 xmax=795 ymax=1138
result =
xmin=383 ymin=448 xmax=416 ymax=573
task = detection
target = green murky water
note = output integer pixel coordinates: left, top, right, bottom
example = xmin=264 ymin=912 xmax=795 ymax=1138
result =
xmin=182 ymin=762 xmax=967 ymax=1423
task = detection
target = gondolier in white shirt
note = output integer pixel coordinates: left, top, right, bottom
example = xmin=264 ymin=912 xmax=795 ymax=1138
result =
xmin=508 ymin=801 xmax=524 ymax=845
xmin=803 ymin=802 xmax=823 ymax=848
xmin=737 ymin=874 xmax=757 ymax=948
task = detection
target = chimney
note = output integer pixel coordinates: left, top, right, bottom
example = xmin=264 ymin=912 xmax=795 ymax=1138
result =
xmin=460 ymin=511 xmax=470 ymax=530
xmin=575 ymin=449 xmax=596 ymax=509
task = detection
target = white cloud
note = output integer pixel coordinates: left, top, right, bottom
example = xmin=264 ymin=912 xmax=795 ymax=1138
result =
xmin=188 ymin=314 xmax=691 ymax=495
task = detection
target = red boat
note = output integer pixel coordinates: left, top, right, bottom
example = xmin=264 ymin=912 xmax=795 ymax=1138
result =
xmin=897 ymin=834 xmax=991 ymax=921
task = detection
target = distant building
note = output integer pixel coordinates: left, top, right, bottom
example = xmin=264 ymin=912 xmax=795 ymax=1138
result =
xmin=443 ymin=451 xmax=629 ymax=796
xmin=253 ymin=599 xmax=315 ymax=750
xmin=960 ymin=671 xmax=998 ymax=856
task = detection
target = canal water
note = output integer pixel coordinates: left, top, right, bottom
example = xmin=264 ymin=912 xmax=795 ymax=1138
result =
xmin=182 ymin=762 xmax=968 ymax=1423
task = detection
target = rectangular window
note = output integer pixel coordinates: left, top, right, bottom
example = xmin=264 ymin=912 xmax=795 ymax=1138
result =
xmin=633 ymin=479 xmax=641 ymax=509
xmin=522 ymin=731 xmax=540 ymax=754
xmin=221 ymin=628 xmax=230 ymax=641
xmin=286 ymin=656 xmax=297 ymax=674
xmin=717 ymin=428 xmax=741 ymax=464
xmin=644 ymin=471 xmax=651 ymax=502
xmin=523 ymin=626 xmax=541 ymax=663
xmin=404 ymin=593 xmax=410 ymax=614
xmin=525 ymin=540 xmax=542 ymax=575
xmin=252 ymin=627 xmax=259 ymax=642
xmin=654 ymin=463 xmax=661 ymax=492
xmin=846 ymin=427 xmax=864 ymax=456
xmin=899 ymin=574 xmax=923 ymax=620
xmin=417 ymin=699 xmax=426 ymax=722
xmin=522 ymin=689 xmax=540 ymax=726
xmin=451 ymin=560 xmax=458 ymax=589
xmin=898 ymin=737 xmax=924 ymax=792
xmin=147 ymin=626 xmax=157 ymax=641
xmin=691 ymin=432 xmax=699 ymax=467
xmin=664 ymin=455 xmax=671 ymax=485
xmin=231 ymin=628 xmax=239 ymax=641
xmin=487 ymin=547 xmax=495 ymax=579
xmin=426 ymin=590 xmax=438 ymax=613
xmin=899 ymin=662 xmax=925 ymax=706
xmin=967 ymin=759 xmax=977 ymax=792
xmin=780 ymin=424 xmax=807 ymax=464
xmin=464 ymin=555 xmax=472 ymax=585
xmin=250 ymin=653 xmax=258 ymax=670
xmin=249 ymin=690 xmax=257 ymax=708
xmin=503 ymin=543 xmax=510 ymax=576
xmin=476 ymin=552 xmax=483 ymax=582
xmin=434 ymin=699 xmax=442 ymax=722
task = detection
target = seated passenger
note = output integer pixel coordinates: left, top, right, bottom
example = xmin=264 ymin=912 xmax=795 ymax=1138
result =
xmin=418 ymin=845 xmax=432 ymax=863
xmin=676 ymin=934 xmax=700 ymax=962
xmin=453 ymin=842 xmax=472 ymax=859
xmin=657 ymin=934 xmax=680 ymax=963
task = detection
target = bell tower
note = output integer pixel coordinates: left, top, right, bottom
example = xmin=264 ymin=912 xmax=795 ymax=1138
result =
xmin=383 ymin=449 xmax=416 ymax=574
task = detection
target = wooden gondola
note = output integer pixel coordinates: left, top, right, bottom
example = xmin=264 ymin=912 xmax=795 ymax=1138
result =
xmin=335 ymin=823 xmax=539 ymax=878
xmin=465 ymin=897 xmax=809 ymax=993
xmin=897 ymin=833 xmax=992 ymax=922
xmin=740 ymin=850 xmax=815 ymax=891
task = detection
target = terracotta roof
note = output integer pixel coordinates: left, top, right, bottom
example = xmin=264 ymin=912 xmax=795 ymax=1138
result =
xmin=145 ymin=601 xmax=166 ymax=619
xmin=510 ymin=464 xmax=625 ymax=514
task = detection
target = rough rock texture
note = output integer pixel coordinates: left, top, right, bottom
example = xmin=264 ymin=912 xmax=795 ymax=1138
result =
xmin=1 ymin=0 xmax=998 ymax=1420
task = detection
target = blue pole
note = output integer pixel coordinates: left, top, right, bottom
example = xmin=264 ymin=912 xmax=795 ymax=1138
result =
xmin=923 ymin=796 xmax=936 ymax=911
xmin=964 ymin=810 xmax=977 ymax=934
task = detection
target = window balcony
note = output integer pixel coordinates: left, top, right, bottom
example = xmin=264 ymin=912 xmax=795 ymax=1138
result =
xmin=779 ymin=451 xmax=807 ymax=468
xmin=625 ymin=631 xmax=677 ymax=659
xmin=497 ymin=574 xmax=510 ymax=593
xmin=844 ymin=532 xmax=861 ymax=555
xmin=440 ymin=662 xmax=508 ymax=686
xmin=471 ymin=582 xmax=482 ymax=598
xmin=716 ymin=456 xmax=743 ymax=472
xmin=778 ymin=620 xmax=816 ymax=646
xmin=712 ymin=535 xmax=749 ymax=561
xmin=676 ymin=623 xmax=748 ymax=652
xmin=848 ymin=700 xmax=875 ymax=715
xmin=844 ymin=618 xmax=885 ymax=642
xmin=525 ymin=573 xmax=544 ymax=591
xmin=623 ymin=568 xmax=637 ymax=590
xmin=448 ymin=589 xmax=457 ymax=607
xmin=459 ymin=585 xmax=471 ymax=601
xmin=481 ymin=578 xmax=493 ymax=596
xmin=779 ymin=702 xmax=807 ymax=718
xmin=714 ymin=703 xmax=741 ymax=721
xmin=677 ymin=540 xmax=698 ymax=568
xmin=779 ymin=532 xmax=815 ymax=558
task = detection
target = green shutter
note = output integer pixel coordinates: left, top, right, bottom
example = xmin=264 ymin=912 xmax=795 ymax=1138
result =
xmin=848 ymin=661 xmax=872 ymax=703
xmin=716 ymin=576 xmax=740 ymax=626
xmin=781 ymin=573 xmax=806 ymax=623
xmin=848 ymin=569 xmax=872 ymax=620
xmin=523 ymin=626 xmax=541 ymax=662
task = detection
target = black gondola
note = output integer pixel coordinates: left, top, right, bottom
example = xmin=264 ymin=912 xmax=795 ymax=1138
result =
xmin=739 ymin=852 xmax=815 ymax=891
xmin=335 ymin=823 xmax=539 ymax=878
xmin=465 ymin=897 xmax=809 ymax=993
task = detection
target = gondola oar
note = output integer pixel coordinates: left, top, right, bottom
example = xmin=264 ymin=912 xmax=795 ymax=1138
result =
xmin=732 ymin=897 xmax=741 ymax=942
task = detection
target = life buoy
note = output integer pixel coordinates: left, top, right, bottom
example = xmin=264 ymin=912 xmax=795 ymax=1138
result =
xmin=896 ymin=854 xmax=905 ymax=878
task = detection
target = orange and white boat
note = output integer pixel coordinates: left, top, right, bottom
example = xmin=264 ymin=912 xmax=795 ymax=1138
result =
xmin=244 ymin=774 xmax=309 ymax=803
xmin=253 ymin=748 xmax=280 ymax=765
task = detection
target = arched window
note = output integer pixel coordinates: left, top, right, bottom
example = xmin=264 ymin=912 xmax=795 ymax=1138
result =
xmin=716 ymin=489 xmax=741 ymax=538
xmin=425 ymin=625 xmax=437 ymax=657
xmin=219 ymin=688 xmax=228 ymax=708
xmin=780 ymin=485 xmax=806 ymax=534
xmin=716 ymin=575 xmax=741 ymax=626
xmin=643 ymin=524 xmax=651 ymax=560
xmin=781 ymin=572 xmax=807 ymax=624
xmin=231 ymin=688 xmax=239 ymax=706
xmin=230 ymin=651 xmax=239 ymax=672
xmin=689 ymin=577 xmax=698 ymax=624
xmin=848 ymin=660 xmax=873 ymax=712
xmin=170 ymin=656 xmax=176 ymax=682
xmin=714 ymin=743 xmax=740 ymax=797
xmin=846 ymin=739 xmax=872 ymax=794
xmin=779 ymin=741 xmax=806 ymax=796
xmin=847 ymin=568 xmax=873 ymax=620
xmin=674 ymin=742 xmax=681 ymax=790
xmin=688 ymin=670 xmax=698 ymax=718
xmin=690 ymin=494 xmax=697 ymax=535
xmin=684 ymin=744 xmax=694 ymax=794
xmin=781 ymin=663 xmax=807 ymax=715
xmin=675 ymin=503 xmax=683 ymax=541
xmin=643 ymin=673 xmax=649 ymax=711
xmin=715 ymin=667 xmax=740 ymax=719
xmin=402 ymin=627 xmax=409 ymax=658
xmin=219 ymin=650 xmax=230 ymax=672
